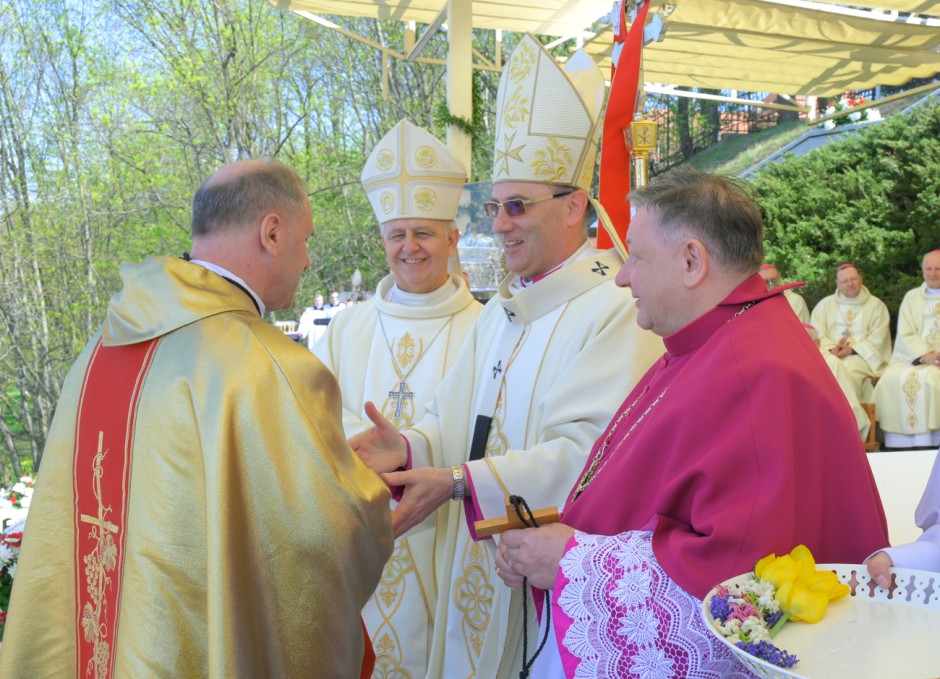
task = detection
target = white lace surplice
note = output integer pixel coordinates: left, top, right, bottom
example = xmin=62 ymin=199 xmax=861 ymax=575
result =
xmin=536 ymin=530 xmax=755 ymax=679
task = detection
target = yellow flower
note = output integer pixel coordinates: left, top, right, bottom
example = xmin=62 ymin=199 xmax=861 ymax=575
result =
xmin=753 ymin=545 xmax=850 ymax=624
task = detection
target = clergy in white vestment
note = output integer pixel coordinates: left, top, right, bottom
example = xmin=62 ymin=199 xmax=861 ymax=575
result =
xmin=874 ymin=251 xmax=940 ymax=448
xmin=811 ymin=263 xmax=891 ymax=401
xmin=805 ymin=323 xmax=870 ymax=439
xmin=297 ymin=292 xmax=331 ymax=350
xmin=759 ymin=263 xmax=810 ymax=323
xmin=313 ymin=120 xmax=482 ymax=678
xmin=347 ymin=35 xmax=664 ymax=679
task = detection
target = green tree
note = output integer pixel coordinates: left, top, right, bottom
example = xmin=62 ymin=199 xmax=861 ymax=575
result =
xmin=755 ymin=101 xmax=940 ymax=327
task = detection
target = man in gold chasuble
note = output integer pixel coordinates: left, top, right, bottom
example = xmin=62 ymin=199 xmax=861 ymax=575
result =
xmin=0 ymin=159 xmax=392 ymax=678
xmin=349 ymin=35 xmax=663 ymax=679
xmin=314 ymin=120 xmax=482 ymax=678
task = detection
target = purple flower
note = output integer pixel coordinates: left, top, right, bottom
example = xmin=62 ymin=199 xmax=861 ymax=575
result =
xmin=736 ymin=640 xmax=799 ymax=668
xmin=709 ymin=593 xmax=732 ymax=621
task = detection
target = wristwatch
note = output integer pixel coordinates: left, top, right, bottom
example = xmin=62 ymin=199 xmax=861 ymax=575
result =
xmin=451 ymin=465 xmax=466 ymax=502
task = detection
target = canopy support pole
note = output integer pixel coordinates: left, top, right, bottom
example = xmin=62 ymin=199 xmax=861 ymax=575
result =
xmin=446 ymin=0 xmax=473 ymax=176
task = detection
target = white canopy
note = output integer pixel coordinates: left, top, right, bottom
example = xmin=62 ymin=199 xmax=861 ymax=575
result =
xmin=270 ymin=0 xmax=940 ymax=96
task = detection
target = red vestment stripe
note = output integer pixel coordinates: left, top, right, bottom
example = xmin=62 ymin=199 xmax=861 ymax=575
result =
xmin=597 ymin=0 xmax=651 ymax=250
xmin=359 ymin=617 xmax=375 ymax=679
xmin=72 ymin=337 xmax=160 ymax=678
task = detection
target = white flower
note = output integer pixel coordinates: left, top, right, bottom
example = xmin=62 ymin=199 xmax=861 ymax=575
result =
xmin=4 ymin=518 xmax=26 ymax=534
xmin=0 ymin=543 xmax=13 ymax=568
xmin=717 ymin=618 xmax=742 ymax=637
xmin=7 ymin=560 xmax=15 ymax=579
xmin=741 ymin=615 xmax=772 ymax=642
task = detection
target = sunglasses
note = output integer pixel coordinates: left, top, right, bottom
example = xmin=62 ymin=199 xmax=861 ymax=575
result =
xmin=482 ymin=190 xmax=575 ymax=219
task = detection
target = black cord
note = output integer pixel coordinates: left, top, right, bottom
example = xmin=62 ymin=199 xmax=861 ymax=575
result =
xmin=508 ymin=495 xmax=553 ymax=679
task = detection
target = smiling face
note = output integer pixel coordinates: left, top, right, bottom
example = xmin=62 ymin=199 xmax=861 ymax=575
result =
xmin=836 ymin=266 xmax=862 ymax=298
xmin=380 ymin=218 xmax=458 ymax=294
xmin=489 ymin=182 xmax=586 ymax=279
xmin=615 ymin=206 xmax=686 ymax=337
xmin=923 ymin=252 xmax=940 ymax=289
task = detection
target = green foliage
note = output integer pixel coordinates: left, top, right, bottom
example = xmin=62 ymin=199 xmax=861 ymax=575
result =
xmin=754 ymin=102 xmax=940 ymax=323
xmin=0 ymin=1 xmax=508 ymax=468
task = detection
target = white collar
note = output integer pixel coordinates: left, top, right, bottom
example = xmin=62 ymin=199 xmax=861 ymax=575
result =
xmin=387 ymin=278 xmax=459 ymax=307
xmin=189 ymin=259 xmax=266 ymax=316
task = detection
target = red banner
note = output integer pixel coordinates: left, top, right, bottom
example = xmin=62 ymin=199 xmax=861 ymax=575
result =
xmin=73 ymin=338 xmax=159 ymax=678
xmin=597 ymin=0 xmax=651 ymax=251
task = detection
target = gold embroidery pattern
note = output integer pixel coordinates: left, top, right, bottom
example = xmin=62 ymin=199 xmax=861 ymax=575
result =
xmin=454 ymin=539 xmax=494 ymax=666
xmin=79 ymin=432 xmax=120 ymax=679
xmin=396 ymin=333 xmax=417 ymax=370
xmin=414 ymin=145 xmax=437 ymax=168
xmin=576 ymin=150 xmax=595 ymax=192
xmin=531 ymin=138 xmax=574 ymax=181
xmin=903 ymin=369 xmax=922 ymax=429
xmin=507 ymin=42 xmax=535 ymax=83
xmin=377 ymin=149 xmax=395 ymax=171
xmin=501 ymin=88 xmax=530 ymax=130
xmin=495 ymin=132 xmax=526 ymax=177
xmin=415 ymin=188 xmax=436 ymax=212
xmin=380 ymin=190 xmax=396 ymax=215
xmin=485 ymin=390 xmax=509 ymax=458
xmin=371 ymin=540 xmax=416 ymax=679
xmin=378 ymin=320 xmax=452 ymax=429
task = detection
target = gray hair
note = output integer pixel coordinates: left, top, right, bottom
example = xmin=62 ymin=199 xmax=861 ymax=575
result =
xmin=628 ymin=167 xmax=764 ymax=274
xmin=191 ymin=158 xmax=308 ymax=237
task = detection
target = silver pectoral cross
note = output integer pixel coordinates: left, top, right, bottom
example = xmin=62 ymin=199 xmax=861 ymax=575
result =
xmin=388 ymin=380 xmax=414 ymax=418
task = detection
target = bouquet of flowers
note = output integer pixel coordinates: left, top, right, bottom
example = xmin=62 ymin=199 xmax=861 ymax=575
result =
xmin=820 ymin=96 xmax=882 ymax=129
xmin=1 ymin=475 xmax=34 ymax=509
xmin=0 ymin=517 xmax=25 ymax=641
xmin=708 ymin=545 xmax=849 ymax=669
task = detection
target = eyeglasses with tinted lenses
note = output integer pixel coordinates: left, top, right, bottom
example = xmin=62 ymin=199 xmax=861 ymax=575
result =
xmin=482 ymin=190 xmax=575 ymax=219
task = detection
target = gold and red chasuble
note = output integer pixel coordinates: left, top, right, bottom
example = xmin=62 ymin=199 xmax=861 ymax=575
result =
xmin=72 ymin=337 xmax=160 ymax=679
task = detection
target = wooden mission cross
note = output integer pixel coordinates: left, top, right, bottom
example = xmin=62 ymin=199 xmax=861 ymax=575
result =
xmin=473 ymin=496 xmax=560 ymax=538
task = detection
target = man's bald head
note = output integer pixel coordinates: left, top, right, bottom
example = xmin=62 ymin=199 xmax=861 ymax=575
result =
xmin=191 ymin=159 xmax=308 ymax=237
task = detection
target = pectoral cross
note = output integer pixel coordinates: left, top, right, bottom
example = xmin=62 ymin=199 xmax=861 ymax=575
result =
xmin=473 ymin=496 xmax=560 ymax=538
xmin=388 ymin=380 xmax=414 ymax=418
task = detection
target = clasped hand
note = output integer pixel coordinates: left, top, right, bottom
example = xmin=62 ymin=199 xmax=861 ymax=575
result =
xmin=348 ymin=401 xmax=452 ymax=538
xmin=495 ymin=523 xmax=575 ymax=591
xmin=348 ymin=401 xmax=408 ymax=474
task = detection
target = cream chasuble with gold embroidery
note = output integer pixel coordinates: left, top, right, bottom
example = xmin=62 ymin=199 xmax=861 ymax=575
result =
xmin=314 ymin=272 xmax=481 ymax=679
xmin=821 ymin=350 xmax=870 ymax=439
xmin=810 ymin=286 xmax=891 ymax=400
xmin=402 ymin=245 xmax=663 ymax=679
xmin=875 ymin=284 xmax=940 ymax=436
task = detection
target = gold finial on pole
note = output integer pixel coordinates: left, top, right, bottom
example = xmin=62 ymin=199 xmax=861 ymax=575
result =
xmin=625 ymin=113 xmax=658 ymax=189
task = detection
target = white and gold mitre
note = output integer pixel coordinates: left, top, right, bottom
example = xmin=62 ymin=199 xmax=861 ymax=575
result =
xmin=492 ymin=34 xmax=606 ymax=191
xmin=361 ymin=119 xmax=467 ymax=225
